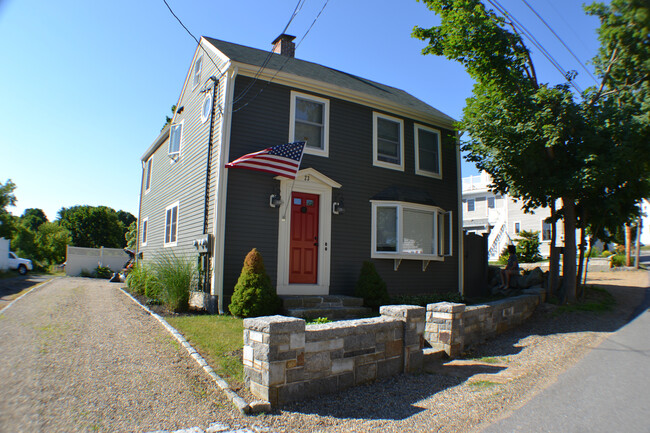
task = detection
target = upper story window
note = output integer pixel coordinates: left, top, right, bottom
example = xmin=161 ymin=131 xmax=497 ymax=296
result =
xmin=141 ymin=218 xmax=148 ymax=246
xmin=201 ymin=91 xmax=212 ymax=123
xmin=371 ymin=201 xmax=452 ymax=260
xmin=193 ymin=55 xmax=203 ymax=89
xmin=289 ymin=91 xmax=329 ymax=157
xmin=169 ymin=122 xmax=183 ymax=157
xmin=373 ymin=112 xmax=404 ymax=171
xmin=487 ymin=196 xmax=495 ymax=209
xmin=144 ymin=156 xmax=153 ymax=193
xmin=164 ymin=202 xmax=179 ymax=247
xmin=514 ymin=222 xmax=521 ymax=234
xmin=542 ymin=220 xmax=552 ymax=241
xmin=467 ymin=199 xmax=475 ymax=212
xmin=414 ymin=124 xmax=441 ymax=178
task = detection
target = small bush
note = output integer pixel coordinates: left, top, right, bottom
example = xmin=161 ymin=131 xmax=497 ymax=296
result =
xmin=588 ymin=247 xmax=602 ymax=257
xmin=152 ymin=253 xmax=196 ymax=313
xmin=354 ymin=261 xmax=390 ymax=309
xmin=94 ymin=265 xmax=113 ymax=279
xmin=601 ymin=250 xmax=613 ymax=257
xmin=229 ymin=248 xmax=281 ymax=318
xmin=126 ymin=263 xmax=158 ymax=296
xmin=307 ymin=317 xmax=332 ymax=324
xmin=516 ymin=230 xmax=543 ymax=263
xmin=610 ymin=254 xmax=626 ymax=268
xmin=390 ymin=292 xmax=464 ymax=307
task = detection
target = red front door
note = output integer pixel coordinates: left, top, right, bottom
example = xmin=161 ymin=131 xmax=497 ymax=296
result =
xmin=289 ymin=192 xmax=319 ymax=284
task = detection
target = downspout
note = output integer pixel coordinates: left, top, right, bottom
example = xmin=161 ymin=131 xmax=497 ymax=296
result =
xmin=203 ymin=77 xmax=219 ymax=234
xmin=136 ymin=160 xmax=145 ymax=262
xmin=456 ymin=131 xmax=464 ymax=296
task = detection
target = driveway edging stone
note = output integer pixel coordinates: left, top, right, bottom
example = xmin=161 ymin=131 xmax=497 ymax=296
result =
xmin=118 ymin=287 xmax=251 ymax=415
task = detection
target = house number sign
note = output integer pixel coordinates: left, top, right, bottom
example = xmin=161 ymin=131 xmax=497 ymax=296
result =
xmin=303 ymin=175 xmax=311 ymax=181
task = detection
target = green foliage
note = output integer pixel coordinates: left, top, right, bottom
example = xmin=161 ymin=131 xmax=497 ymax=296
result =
xmin=229 ymin=248 xmax=281 ymax=318
xmin=125 ymin=221 xmax=137 ymax=250
xmin=34 ymin=222 xmax=71 ymax=265
xmin=94 ymin=266 xmax=112 ymax=279
xmin=588 ymin=247 xmax=602 ymax=257
xmin=555 ymin=285 xmax=616 ymax=313
xmin=354 ymin=261 xmax=390 ymax=309
xmin=0 ymin=179 xmax=17 ymax=239
xmin=515 ymin=230 xmax=543 ymax=263
xmin=601 ymin=250 xmax=613 ymax=257
xmin=152 ymin=253 xmax=197 ymax=313
xmin=57 ymin=205 xmax=134 ymax=248
xmin=162 ymin=105 xmax=177 ymax=130
xmin=307 ymin=317 xmax=332 ymax=324
xmin=390 ymin=291 xmax=464 ymax=307
xmin=126 ymin=262 xmax=158 ymax=296
xmin=610 ymin=254 xmax=626 ymax=267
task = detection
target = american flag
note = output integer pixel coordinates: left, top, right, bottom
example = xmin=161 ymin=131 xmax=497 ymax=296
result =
xmin=225 ymin=141 xmax=306 ymax=179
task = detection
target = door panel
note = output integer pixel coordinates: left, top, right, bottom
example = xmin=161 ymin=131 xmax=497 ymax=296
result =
xmin=289 ymin=192 xmax=319 ymax=284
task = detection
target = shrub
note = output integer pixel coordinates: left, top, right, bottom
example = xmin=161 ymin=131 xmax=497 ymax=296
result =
xmin=152 ymin=253 xmax=196 ymax=313
xmin=390 ymin=292 xmax=464 ymax=307
xmin=229 ymin=248 xmax=281 ymax=318
xmin=354 ymin=261 xmax=390 ymax=309
xmin=515 ymin=230 xmax=543 ymax=263
xmin=601 ymin=250 xmax=613 ymax=257
xmin=126 ymin=262 xmax=157 ymax=296
xmin=610 ymin=254 xmax=626 ymax=268
xmin=95 ymin=265 xmax=113 ymax=279
xmin=307 ymin=317 xmax=332 ymax=324
xmin=588 ymin=247 xmax=602 ymax=257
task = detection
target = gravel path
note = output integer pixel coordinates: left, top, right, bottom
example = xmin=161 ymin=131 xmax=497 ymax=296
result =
xmin=0 ymin=277 xmax=254 ymax=433
xmin=1 ymin=272 xmax=646 ymax=433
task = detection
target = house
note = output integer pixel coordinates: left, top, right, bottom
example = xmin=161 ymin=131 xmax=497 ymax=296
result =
xmin=138 ymin=34 xmax=462 ymax=313
xmin=462 ymin=171 xmax=561 ymax=261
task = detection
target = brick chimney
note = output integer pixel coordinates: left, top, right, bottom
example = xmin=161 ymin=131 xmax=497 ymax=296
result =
xmin=272 ymin=34 xmax=296 ymax=58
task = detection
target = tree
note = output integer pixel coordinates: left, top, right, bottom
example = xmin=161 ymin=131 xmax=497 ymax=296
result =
xmin=57 ymin=205 xmax=129 ymax=248
xmin=0 ymin=179 xmax=17 ymax=239
xmin=125 ymin=220 xmax=137 ymax=250
xmin=229 ymin=248 xmax=281 ymax=318
xmin=413 ymin=0 xmax=650 ymax=302
xmin=162 ymin=105 xmax=177 ymax=130
xmin=35 ymin=222 xmax=71 ymax=265
xmin=21 ymin=208 xmax=48 ymax=232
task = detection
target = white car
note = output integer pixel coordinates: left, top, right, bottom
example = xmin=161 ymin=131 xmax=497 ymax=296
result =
xmin=8 ymin=252 xmax=33 ymax=275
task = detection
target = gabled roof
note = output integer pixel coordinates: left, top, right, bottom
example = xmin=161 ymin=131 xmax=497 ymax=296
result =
xmin=204 ymin=37 xmax=456 ymax=127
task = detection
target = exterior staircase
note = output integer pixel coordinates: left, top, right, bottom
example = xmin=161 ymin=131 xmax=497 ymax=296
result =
xmin=487 ymin=216 xmax=509 ymax=261
xmin=280 ymin=295 xmax=372 ymax=320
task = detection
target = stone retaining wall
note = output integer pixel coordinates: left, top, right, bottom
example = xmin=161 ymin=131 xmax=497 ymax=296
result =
xmin=243 ymin=305 xmax=425 ymax=406
xmin=425 ymin=287 xmax=546 ymax=357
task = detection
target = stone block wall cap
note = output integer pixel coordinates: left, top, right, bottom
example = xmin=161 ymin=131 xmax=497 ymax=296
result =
xmin=426 ymin=302 xmax=466 ymax=313
xmin=380 ymin=305 xmax=426 ymax=319
xmin=243 ymin=315 xmax=306 ymax=333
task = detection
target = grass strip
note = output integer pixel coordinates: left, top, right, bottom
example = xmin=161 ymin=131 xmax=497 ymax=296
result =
xmin=165 ymin=315 xmax=245 ymax=388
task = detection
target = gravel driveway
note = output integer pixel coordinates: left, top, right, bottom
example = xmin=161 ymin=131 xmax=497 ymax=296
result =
xmin=0 ymin=277 xmax=250 ymax=432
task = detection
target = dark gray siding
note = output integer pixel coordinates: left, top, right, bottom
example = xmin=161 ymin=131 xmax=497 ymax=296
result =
xmin=222 ymin=75 xmax=459 ymax=302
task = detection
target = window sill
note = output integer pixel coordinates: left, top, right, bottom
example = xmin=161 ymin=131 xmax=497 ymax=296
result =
xmin=415 ymin=169 xmax=442 ymax=179
xmin=372 ymin=160 xmax=404 ymax=172
xmin=371 ymin=252 xmax=444 ymax=261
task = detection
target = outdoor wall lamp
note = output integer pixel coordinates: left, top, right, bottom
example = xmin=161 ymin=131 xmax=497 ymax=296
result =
xmin=269 ymin=193 xmax=283 ymax=208
xmin=332 ymin=200 xmax=345 ymax=215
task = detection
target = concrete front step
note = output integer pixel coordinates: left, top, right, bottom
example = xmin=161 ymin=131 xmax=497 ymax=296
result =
xmin=284 ymin=306 xmax=372 ymax=320
xmin=280 ymin=295 xmax=365 ymax=309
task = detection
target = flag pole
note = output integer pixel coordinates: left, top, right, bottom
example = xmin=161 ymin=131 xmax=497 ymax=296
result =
xmin=281 ymin=141 xmax=307 ymax=221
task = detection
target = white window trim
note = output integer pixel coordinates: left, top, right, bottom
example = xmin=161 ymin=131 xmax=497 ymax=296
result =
xmin=164 ymin=202 xmax=179 ymax=247
xmin=192 ymin=55 xmax=203 ymax=89
xmin=289 ymin=90 xmax=329 ymax=157
xmin=414 ymin=123 xmax=442 ymax=179
xmin=144 ymin=156 xmax=153 ymax=194
xmin=141 ymin=217 xmax=148 ymax=247
xmin=201 ymin=90 xmax=212 ymax=124
xmin=372 ymin=112 xmax=405 ymax=171
xmin=370 ymin=200 xmax=449 ymax=261
xmin=169 ymin=121 xmax=183 ymax=159
xmin=467 ymin=198 xmax=475 ymax=212
xmin=514 ymin=221 xmax=521 ymax=235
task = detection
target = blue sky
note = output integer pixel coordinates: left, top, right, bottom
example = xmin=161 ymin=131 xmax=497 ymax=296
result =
xmin=0 ymin=0 xmax=603 ymax=221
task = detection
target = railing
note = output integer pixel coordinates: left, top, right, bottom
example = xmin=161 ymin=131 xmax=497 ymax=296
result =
xmin=488 ymin=216 xmax=508 ymax=260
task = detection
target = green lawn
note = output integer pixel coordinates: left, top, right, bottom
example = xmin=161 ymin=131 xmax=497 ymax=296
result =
xmin=165 ymin=315 xmax=245 ymax=388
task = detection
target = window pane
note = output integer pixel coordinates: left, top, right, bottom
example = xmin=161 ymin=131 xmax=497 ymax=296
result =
xmin=165 ymin=209 xmax=172 ymax=243
xmin=467 ymin=199 xmax=475 ymax=212
xmin=542 ymin=221 xmax=552 ymax=241
xmin=202 ymin=93 xmax=212 ymax=122
xmin=402 ymin=209 xmax=434 ymax=255
xmin=145 ymin=159 xmax=152 ymax=190
xmin=487 ymin=197 xmax=495 ymax=208
xmin=418 ymin=129 xmax=439 ymax=173
xmin=295 ymin=122 xmax=323 ymax=149
xmin=171 ymin=206 xmax=178 ymax=243
xmin=378 ymin=139 xmax=399 ymax=160
xmin=378 ymin=118 xmax=399 ymax=142
xmin=169 ymin=124 xmax=181 ymax=154
xmin=376 ymin=207 xmax=397 ymax=252
xmin=295 ymin=98 xmax=323 ymax=123
xmin=142 ymin=220 xmax=147 ymax=244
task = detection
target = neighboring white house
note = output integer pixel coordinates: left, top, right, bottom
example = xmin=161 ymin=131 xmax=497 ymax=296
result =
xmin=641 ymin=199 xmax=650 ymax=246
xmin=462 ymin=172 xmax=562 ymax=260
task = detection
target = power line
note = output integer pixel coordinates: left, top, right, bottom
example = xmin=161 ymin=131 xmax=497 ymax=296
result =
xmin=232 ymin=0 xmax=307 ymax=106
xmin=485 ymin=0 xmax=583 ymax=94
xmin=233 ymin=0 xmax=331 ymax=113
xmin=520 ymin=0 xmax=599 ymax=85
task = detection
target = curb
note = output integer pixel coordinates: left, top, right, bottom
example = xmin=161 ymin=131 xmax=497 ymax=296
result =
xmin=118 ymin=287 xmax=250 ymax=414
xmin=0 ymin=277 xmax=57 ymax=316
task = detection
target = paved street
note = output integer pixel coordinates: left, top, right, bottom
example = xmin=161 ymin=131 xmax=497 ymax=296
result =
xmin=0 ymin=274 xmax=51 ymax=309
xmin=481 ymin=270 xmax=650 ymax=433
